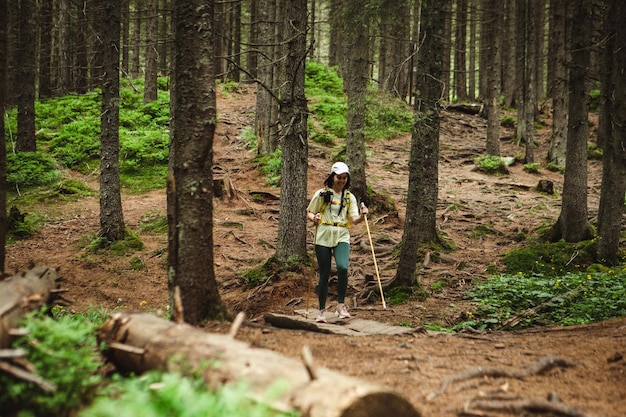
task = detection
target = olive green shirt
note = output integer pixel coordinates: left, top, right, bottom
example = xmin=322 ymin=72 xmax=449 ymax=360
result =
xmin=307 ymin=188 xmax=359 ymax=248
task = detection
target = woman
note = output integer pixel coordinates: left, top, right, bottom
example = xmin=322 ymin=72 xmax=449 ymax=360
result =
xmin=306 ymin=162 xmax=368 ymax=323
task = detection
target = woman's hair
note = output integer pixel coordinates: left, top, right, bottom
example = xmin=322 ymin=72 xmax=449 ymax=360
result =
xmin=323 ymin=172 xmax=351 ymax=189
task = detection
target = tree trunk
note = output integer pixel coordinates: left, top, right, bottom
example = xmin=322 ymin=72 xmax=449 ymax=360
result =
xmin=547 ymin=0 xmax=568 ymax=168
xmin=168 ymin=0 xmax=228 ymax=324
xmin=143 ymin=0 xmax=159 ymax=103
xmin=546 ymin=0 xmax=593 ymax=243
xmin=131 ymin=0 xmax=143 ymax=78
xmin=38 ymin=2 xmax=53 ymax=98
xmin=339 ymin=2 xmax=369 ymax=204
xmin=468 ymin=0 xmax=477 ymax=100
xmin=484 ymin=0 xmax=501 ymax=156
xmin=57 ymin=0 xmax=71 ymax=96
xmin=442 ymin=0 xmax=452 ymax=101
xmin=454 ymin=0 xmax=468 ymax=102
xmin=522 ymin=0 xmax=537 ymax=164
xmin=97 ymin=312 xmax=421 ymax=417
xmin=0 ymin=267 xmax=60 ymax=349
xmin=255 ymin=0 xmax=279 ymax=155
xmin=0 ymin=0 xmax=7 ymax=274
xmin=502 ymin=0 xmax=516 ymax=107
xmin=99 ymin=0 xmax=126 ymax=242
xmin=276 ymin=0 xmax=309 ymax=263
xmin=16 ymin=0 xmax=36 ymax=152
xmin=75 ymin=0 xmax=89 ymax=94
xmin=121 ymin=0 xmax=130 ymax=76
xmin=596 ymin=0 xmax=626 ymax=265
xmin=394 ymin=0 xmax=443 ymax=288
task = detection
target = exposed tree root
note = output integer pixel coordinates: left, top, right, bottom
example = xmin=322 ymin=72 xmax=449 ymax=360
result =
xmin=427 ymin=355 xmax=576 ymax=400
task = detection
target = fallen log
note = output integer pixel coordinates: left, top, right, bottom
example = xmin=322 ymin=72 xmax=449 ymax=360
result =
xmin=98 ymin=311 xmax=421 ymax=417
xmin=0 ymin=266 xmax=60 ymax=349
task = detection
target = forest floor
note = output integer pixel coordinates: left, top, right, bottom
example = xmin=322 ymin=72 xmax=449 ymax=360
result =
xmin=5 ymin=86 xmax=625 ymax=417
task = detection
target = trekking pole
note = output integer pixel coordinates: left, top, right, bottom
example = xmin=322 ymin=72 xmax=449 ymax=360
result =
xmin=306 ymin=213 xmax=320 ymax=318
xmin=362 ymin=203 xmax=387 ymax=309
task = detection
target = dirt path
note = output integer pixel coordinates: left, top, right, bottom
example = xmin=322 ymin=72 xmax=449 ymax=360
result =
xmin=5 ymin=88 xmax=625 ymax=416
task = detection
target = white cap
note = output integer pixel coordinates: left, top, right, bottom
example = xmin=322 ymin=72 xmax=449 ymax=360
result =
xmin=331 ymin=162 xmax=350 ymax=175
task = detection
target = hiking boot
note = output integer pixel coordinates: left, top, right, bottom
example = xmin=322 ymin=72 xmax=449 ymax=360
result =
xmin=335 ymin=303 xmax=350 ymax=319
xmin=315 ymin=310 xmax=327 ymax=323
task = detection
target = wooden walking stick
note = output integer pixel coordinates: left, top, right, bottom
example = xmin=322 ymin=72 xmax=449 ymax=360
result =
xmin=362 ymin=203 xmax=387 ymax=309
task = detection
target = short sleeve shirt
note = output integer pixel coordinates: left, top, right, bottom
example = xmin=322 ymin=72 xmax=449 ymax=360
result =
xmin=307 ymin=188 xmax=359 ymax=248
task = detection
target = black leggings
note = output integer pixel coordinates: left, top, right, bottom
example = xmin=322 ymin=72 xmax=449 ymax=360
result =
xmin=315 ymin=242 xmax=350 ymax=310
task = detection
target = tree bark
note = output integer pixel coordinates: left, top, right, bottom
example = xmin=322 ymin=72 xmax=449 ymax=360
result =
xmin=0 ymin=267 xmax=60 ymax=349
xmin=97 ymin=311 xmax=421 ymax=417
xmin=596 ymin=0 xmax=626 ymax=265
xmin=143 ymin=0 xmax=159 ymax=103
xmin=546 ymin=0 xmax=593 ymax=243
xmin=38 ymin=2 xmax=53 ymax=98
xmin=393 ymin=0 xmax=443 ymax=288
xmin=16 ymin=0 xmax=36 ymax=152
xmin=0 ymin=0 xmax=7 ymax=274
xmin=454 ymin=0 xmax=468 ymax=102
xmin=547 ymin=0 xmax=568 ymax=168
xmin=340 ymin=0 xmax=370 ymax=205
xmin=483 ymin=0 xmax=501 ymax=156
xmin=100 ymin=0 xmax=127 ymax=242
xmin=276 ymin=0 xmax=309 ymax=262
xmin=168 ymin=0 xmax=228 ymax=324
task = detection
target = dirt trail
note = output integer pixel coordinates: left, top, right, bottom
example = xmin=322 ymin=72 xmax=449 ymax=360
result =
xmin=5 ymin=88 xmax=625 ymax=416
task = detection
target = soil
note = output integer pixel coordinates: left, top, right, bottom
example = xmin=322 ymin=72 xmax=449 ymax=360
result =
xmin=5 ymin=87 xmax=625 ymax=417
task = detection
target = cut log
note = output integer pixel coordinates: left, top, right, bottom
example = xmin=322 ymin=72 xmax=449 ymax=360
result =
xmin=98 ymin=311 xmax=421 ymax=417
xmin=0 ymin=266 xmax=60 ymax=348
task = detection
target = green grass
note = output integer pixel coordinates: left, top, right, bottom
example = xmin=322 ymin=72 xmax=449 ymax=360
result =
xmin=1 ymin=307 xmax=298 ymax=417
xmin=462 ymin=268 xmax=626 ymax=330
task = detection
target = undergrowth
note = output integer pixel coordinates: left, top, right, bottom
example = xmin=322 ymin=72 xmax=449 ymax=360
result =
xmin=0 ymin=307 xmax=298 ymax=417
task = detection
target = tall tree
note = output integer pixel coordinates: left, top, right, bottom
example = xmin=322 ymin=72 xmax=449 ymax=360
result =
xmin=468 ymin=0 xmax=477 ymax=100
xmin=144 ymin=0 xmax=159 ymax=103
xmin=121 ymin=0 xmax=130 ymax=76
xmin=547 ymin=0 xmax=568 ymax=167
xmin=546 ymin=0 xmax=593 ymax=243
xmin=168 ymin=0 xmax=228 ymax=324
xmin=131 ymin=0 xmax=143 ymax=78
xmin=75 ymin=0 xmax=89 ymax=94
xmin=39 ymin=2 xmax=53 ymax=98
xmin=16 ymin=0 xmax=36 ymax=152
xmin=519 ymin=0 xmax=538 ymax=163
xmin=501 ymin=0 xmax=517 ymax=107
xmin=453 ymin=0 xmax=468 ymax=101
xmin=0 ymin=0 xmax=8 ymax=274
xmin=393 ymin=0 xmax=443 ymax=288
xmin=99 ymin=0 xmax=126 ymax=242
xmin=596 ymin=0 xmax=626 ymax=265
xmin=255 ymin=0 xmax=280 ymax=155
xmin=378 ymin=0 xmax=411 ymax=100
xmin=58 ymin=0 xmax=71 ymax=95
xmin=483 ymin=0 xmax=502 ymax=156
xmin=276 ymin=0 xmax=308 ymax=262
xmin=340 ymin=0 xmax=370 ymax=204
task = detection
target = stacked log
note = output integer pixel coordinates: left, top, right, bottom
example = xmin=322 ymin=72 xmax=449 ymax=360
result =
xmin=98 ymin=311 xmax=422 ymax=417
xmin=0 ymin=266 xmax=60 ymax=348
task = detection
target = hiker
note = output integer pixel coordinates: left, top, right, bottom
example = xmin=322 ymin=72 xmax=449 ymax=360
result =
xmin=306 ymin=161 xmax=369 ymax=323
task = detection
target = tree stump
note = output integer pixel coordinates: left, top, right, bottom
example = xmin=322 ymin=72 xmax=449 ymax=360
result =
xmin=98 ymin=311 xmax=421 ymax=417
